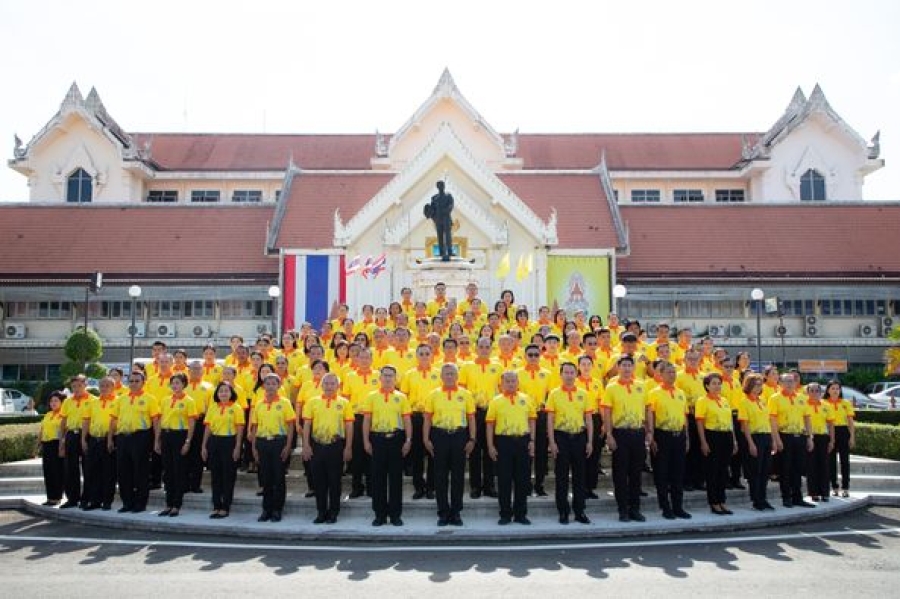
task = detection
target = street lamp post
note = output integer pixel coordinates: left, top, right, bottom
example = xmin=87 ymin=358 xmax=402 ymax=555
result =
xmin=751 ymin=288 xmax=764 ymax=371
xmin=612 ymin=284 xmax=627 ymax=313
xmin=268 ymin=285 xmax=281 ymax=339
xmin=128 ymin=285 xmax=142 ymax=374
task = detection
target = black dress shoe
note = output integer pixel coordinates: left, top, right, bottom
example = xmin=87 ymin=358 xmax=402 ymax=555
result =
xmin=662 ymin=509 xmax=676 ymax=520
xmin=82 ymin=503 xmax=100 ymax=512
xmin=586 ymin=490 xmax=599 ymax=499
xmin=258 ymin=511 xmax=271 ymax=522
xmin=720 ymin=507 xmax=733 ymax=515
xmin=793 ymin=500 xmax=816 ymax=508
xmin=574 ymin=513 xmax=591 ymax=524
xmin=191 ymin=488 xmax=204 ymax=494
xmin=498 ymin=516 xmax=512 ymax=525
xmin=304 ymin=490 xmax=316 ymax=498
xmin=673 ymin=509 xmax=692 ymax=519
xmin=42 ymin=500 xmax=60 ymax=507
xmin=391 ymin=517 xmax=404 ymax=527
xmin=628 ymin=511 xmax=646 ymax=522
xmin=732 ymin=482 xmax=746 ymax=490
xmin=412 ymin=490 xmax=426 ymax=500
xmin=484 ymin=489 xmax=498 ymax=498
xmin=324 ymin=514 xmax=337 ymax=524
xmin=618 ymin=513 xmax=630 ymax=522
xmin=158 ymin=508 xmax=173 ymax=517
xmin=131 ymin=506 xmax=146 ymax=514
xmin=101 ymin=504 xmax=111 ymax=511
xmin=372 ymin=517 xmax=386 ymax=527
xmin=426 ymin=490 xmax=435 ymax=500
xmin=683 ymin=485 xmax=695 ymax=492
xmin=255 ymin=490 xmax=264 ymax=497
xmin=559 ymin=514 xmax=570 ymax=524
xmin=449 ymin=515 xmax=463 ymax=526
xmin=783 ymin=500 xmax=794 ymax=508
xmin=514 ymin=516 xmax=531 ymax=525
xmin=313 ymin=514 xmax=327 ymax=524
xmin=149 ymin=484 xmax=162 ymax=491
xmin=752 ymin=503 xmax=765 ymax=511
xmin=349 ymin=489 xmax=365 ymax=499
xmin=271 ymin=511 xmax=282 ymax=522
xmin=60 ymin=501 xmax=77 ymax=509
xmin=762 ymin=502 xmax=776 ymax=510
xmin=533 ymin=487 xmax=548 ymax=497
xmin=639 ymin=490 xmax=649 ymax=497
xmin=118 ymin=505 xmax=132 ymax=513
xmin=470 ymin=490 xmax=482 ymax=499
xmin=437 ymin=517 xmax=449 ymax=527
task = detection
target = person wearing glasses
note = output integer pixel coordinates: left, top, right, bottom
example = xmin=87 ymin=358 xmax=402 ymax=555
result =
xmin=825 ymin=380 xmax=855 ymax=498
xmin=517 ymin=344 xmax=552 ymax=497
xmin=400 ymin=344 xmax=441 ymax=500
xmin=108 ymin=371 xmax=161 ymax=514
xmin=805 ymin=383 xmax=835 ymax=502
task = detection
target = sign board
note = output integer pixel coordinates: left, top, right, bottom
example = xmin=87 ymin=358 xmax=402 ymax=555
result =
xmin=798 ymin=359 xmax=848 ymax=374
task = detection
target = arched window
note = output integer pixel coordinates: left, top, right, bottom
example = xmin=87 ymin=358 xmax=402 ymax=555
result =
xmin=799 ymin=169 xmax=825 ymax=201
xmin=66 ymin=168 xmax=93 ymax=203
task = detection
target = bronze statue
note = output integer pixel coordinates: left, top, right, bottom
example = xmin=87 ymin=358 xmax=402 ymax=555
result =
xmin=425 ymin=180 xmax=455 ymax=261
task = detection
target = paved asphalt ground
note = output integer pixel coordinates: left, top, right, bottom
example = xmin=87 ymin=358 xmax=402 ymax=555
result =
xmin=1 ymin=506 xmax=898 ymax=597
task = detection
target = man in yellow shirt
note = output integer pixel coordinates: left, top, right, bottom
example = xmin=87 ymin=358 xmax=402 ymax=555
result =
xmin=647 ymin=361 xmax=691 ymax=520
xmin=677 ymin=350 xmax=706 ymax=492
xmin=250 ymin=373 xmax=296 ymax=523
xmin=427 ymin=281 xmax=450 ymax=317
xmin=81 ymin=376 xmax=117 ymax=511
xmin=109 ymin=371 xmax=161 ymax=513
xmin=389 ymin=327 xmax=417 ymax=375
xmin=400 ymin=344 xmax=441 ymax=499
xmin=361 ymin=366 xmax=412 ymax=527
xmin=487 ymin=372 xmax=537 ymax=525
xmin=546 ymin=362 xmax=594 ymax=524
xmin=343 ymin=348 xmax=380 ymax=498
xmin=602 ymin=355 xmax=652 ymax=522
xmin=59 ymin=374 xmax=94 ymax=509
xmin=423 ymin=364 xmax=476 ymax=527
xmin=457 ymin=282 xmax=481 ymax=316
xmin=517 ymin=343 xmax=552 ymax=496
xmin=459 ymin=337 xmax=502 ymax=498
xmin=185 ymin=361 xmax=214 ymax=493
xmin=769 ymin=373 xmax=815 ymax=508
xmin=302 ymin=373 xmax=354 ymax=524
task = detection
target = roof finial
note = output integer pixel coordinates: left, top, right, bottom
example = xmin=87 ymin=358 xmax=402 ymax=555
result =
xmin=62 ymin=81 xmax=84 ymax=109
xmin=375 ymin=130 xmax=388 ymax=157
xmin=504 ymin=128 xmax=519 ymax=157
xmin=434 ymin=68 xmax=457 ymax=95
xmin=869 ymin=130 xmax=881 ymax=159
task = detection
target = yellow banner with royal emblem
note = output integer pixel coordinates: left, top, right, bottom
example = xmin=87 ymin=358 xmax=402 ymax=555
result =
xmin=546 ymin=255 xmax=611 ymax=319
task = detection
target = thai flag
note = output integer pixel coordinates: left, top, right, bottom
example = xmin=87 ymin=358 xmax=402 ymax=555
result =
xmin=367 ymin=253 xmax=387 ymax=279
xmin=345 ymin=255 xmax=362 ymax=276
xmin=360 ymin=255 xmax=374 ymax=279
xmin=283 ymin=254 xmax=346 ymax=332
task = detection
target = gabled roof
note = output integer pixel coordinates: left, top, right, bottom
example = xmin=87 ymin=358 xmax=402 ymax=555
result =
xmin=0 ymin=204 xmax=277 ymax=279
xmin=618 ymin=203 xmax=900 ymax=279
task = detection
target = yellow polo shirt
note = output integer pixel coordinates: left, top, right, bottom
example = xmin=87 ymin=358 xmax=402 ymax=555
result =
xmin=280 ymin=349 xmax=306 ymax=375
xmin=343 ymin=369 xmax=381 ymax=414
xmin=84 ymin=394 xmax=118 ymax=437
xmin=361 ymin=389 xmax=411 ymax=433
xmin=112 ymin=391 xmax=161 ymax=435
xmin=695 ymin=395 xmax=733 ymax=432
xmin=538 ymin=355 xmax=563 ymax=389
xmin=143 ymin=373 xmax=173 ymax=402
xmin=575 ymin=375 xmax=603 ymax=413
xmin=486 ymin=392 xmax=536 ymax=436
xmin=427 ymin=298 xmax=449 ymax=317
xmin=721 ymin=379 xmax=744 ymax=414
xmin=545 ymin=386 xmax=593 ymax=433
xmin=769 ymin=392 xmax=809 ymax=434
xmin=40 ymin=410 xmax=64 ymax=442
xmin=400 ymin=366 xmax=442 ymax=412
xmin=159 ymin=393 xmax=199 ymax=431
xmin=648 ymin=385 xmax=688 ymax=432
xmin=675 ymin=369 xmax=705 ymax=411
xmin=601 ymin=379 xmax=648 ymax=429
xmin=424 ymin=386 xmax=475 ymax=430
xmin=185 ymin=381 xmax=214 ymax=415
xmin=807 ymin=401 xmax=833 ymax=435
xmin=516 ymin=365 xmax=552 ymax=409
xmin=201 ymin=362 xmax=223 ymax=386
xmin=61 ymin=394 xmax=93 ymax=431
xmin=389 ymin=347 xmax=417 ymax=378
xmin=302 ymin=395 xmax=354 ymax=443
xmin=252 ymin=396 xmax=296 ymax=437
xmin=205 ymin=401 xmax=245 ymax=436
xmin=371 ymin=347 xmax=401 ymax=371
xmin=827 ymin=399 xmax=855 ymax=427
xmin=459 ymin=359 xmax=503 ymax=409
xmin=738 ymin=395 xmax=772 ymax=434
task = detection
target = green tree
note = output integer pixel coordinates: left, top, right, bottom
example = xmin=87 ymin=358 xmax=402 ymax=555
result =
xmin=60 ymin=327 xmax=107 ymax=380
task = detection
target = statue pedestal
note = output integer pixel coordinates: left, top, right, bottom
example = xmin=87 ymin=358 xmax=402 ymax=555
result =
xmin=412 ymin=258 xmax=478 ymax=303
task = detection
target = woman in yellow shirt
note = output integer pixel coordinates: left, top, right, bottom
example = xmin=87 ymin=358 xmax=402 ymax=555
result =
xmin=37 ymin=391 xmax=66 ymax=506
xmin=825 ymin=380 xmax=855 ymax=498
xmin=201 ymin=382 xmax=245 ymax=519
xmin=155 ymin=373 xmax=198 ymax=517
xmin=738 ymin=374 xmax=776 ymax=511
xmin=577 ymin=355 xmax=606 ymax=495
xmin=695 ymin=373 xmax=737 ymax=515
xmin=805 ymin=383 xmax=835 ymax=502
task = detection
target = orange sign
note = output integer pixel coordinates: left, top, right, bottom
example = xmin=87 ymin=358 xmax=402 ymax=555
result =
xmin=798 ymin=359 xmax=848 ymax=373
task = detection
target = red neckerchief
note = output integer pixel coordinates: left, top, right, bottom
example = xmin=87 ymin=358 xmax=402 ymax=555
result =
xmin=443 ymin=386 xmax=458 ymax=402
xmin=660 ymin=384 xmax=676 ymax=398
xmin=503 ymin=392 xmax=517 ymax=405
xmin=809 ymin=399 xmax=821 ymax=413
xmin=169 ymin=392 xmax=186 ymax=409
xmin=707 ymin=393 xmax=723 ymax=408
xmin=578 ymin=376 xmax=593 ymax=390
xmin=265 ymin=394 xmax=279 ymax=410
xmin=129 ymin=391 xmax=143 ymax=404
xmin=561 ymin=385 xmax=577 ymax=402
xmin=322 ymin=394 xmax=337 ymax=408
xmin=782 ymin=391 xmax=797 ymax=405
xmin=98 ymin=393 xmax=115 ymax=409
xmin=619 ymin=377 xmax=634 ymax=394
xmin=218 ymin=401 xmax=232 ymax=415
xmin=379 ymin=389 xmax=393 ymax=403
xmin=524 ymin=364 xmax=541 ymax=379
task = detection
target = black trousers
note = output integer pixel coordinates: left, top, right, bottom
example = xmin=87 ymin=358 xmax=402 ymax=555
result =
xmin=744 ymin=433 xmax=773 ymax=506
xmin=807 ymin=434 xmax=831 ymax=498
xmin=554 ymin=430 xmax=587 ymax=516
xmin=41 ymin=440 xmax=64 ymax=502
xmin=612 ymin=428 xmax=645 ymax=514
xmin=703 ymin=430 xmax=733 ymax=505
xmin=729 ymin=413 xmax=747 ymax=483
xmin=371 ymin=432 xmax=404 ymax=520
xmin=351 ymin=414 xmax=370 ymax=493
xmin=585 ymin=413 xmax=603 ymax=491
xmin=780 ymin=433 xmax=807 ymax=502
xmin=533 ymin=411 xmax=548 ymax=490
xmin=684 ymin=415 xmax=704 ymax=488
xmin=409 ymin=413 xmax=434 ymax=492
xmin=150 ymin=445 xmax=162 ymax=487
xmin=186 ymin=418 xmax=206 ymax=492
xmin=652 ymin=429 xmax=686 ymax=512
xmin=311 ymin=439 xmax=344 ymax=517
xmin=161 ymin=430 xmax=189 ymax=509
xmin=496 ymin=435 xmax=530 ymax=519
xmin=468 ymin=408 xmax=494 ymax=493
xmin=830 ymin=426 xmax=851 ymax=491
xmin=257 ymin=436 xmax=288 ymax=513
xmin=63 ymin=431 xmax=83 ymax=504
xmin=435 ymin=218 xmax=452 ymax=258
xmin=432 ymin=428 xmax=467 ymax=519
xmin=208 ymin=435 xmax=238 ymax=511
xmin=84 ymin=436 xmax=116 ymax=507
xmin=116 ymin=429 xmax=152 ymax=510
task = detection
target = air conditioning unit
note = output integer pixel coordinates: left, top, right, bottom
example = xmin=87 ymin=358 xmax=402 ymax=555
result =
xmin=728 ymin=323 xmax=748 ymax=337
xmin=774 ymin=324 xmax=790 ymax=337
xmin=191 ymin=324 xmax=212 ymax=338
xmin=155 ymin=322 xmax=176 ymax=338
xmin=126 ymin=322 xmax=146 ymax=338
xmin=859 ymin=324 xmax=876 ymax=338
xmin=708 ymin=324 xmax=727 ymax=337
xmin=4 ymin=323 xmax=26 ymax=339
xmin=881 ymin=316 xmax=895 ymax=337
xmin=256 ymin=323 xmax=272 ymax=335
xmin=804 ymin=321 xmax=819 ymax=337
xmin=647 ymin=323 xmax=660 ymax=336
xmin=805 ymin=315 xmax=818 ymax=327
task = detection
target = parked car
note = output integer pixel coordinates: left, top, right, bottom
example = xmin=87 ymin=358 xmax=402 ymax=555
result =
xmin=0 ymin=388 xmax=35 ymax=414
xmin=867 ymin=385 xmax=900 ymax=409
xmin=840 ymin=386 xmax=880 ymax=409
xmin=864 ymin=381 xmax=900 ymax=396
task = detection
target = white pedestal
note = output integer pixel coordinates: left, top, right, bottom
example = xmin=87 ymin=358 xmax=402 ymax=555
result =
xmin=412 ymin=259 xmax=479 ymax=303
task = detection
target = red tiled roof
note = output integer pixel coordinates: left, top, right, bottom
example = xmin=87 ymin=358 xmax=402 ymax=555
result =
xmin=0 ymin=204 xmax=277 ymax=278
xmin=618 ymin=204 xmax=900 ymax=278
xmin=516 ymin=133 xmax=750 ymax=170
xmin=498 ymin=173 xmax=622 ymax=249
xmin=272 ymin=173 xmax=395 ymax=248
xmin=131 ymin=133 xmax=379 ymax=171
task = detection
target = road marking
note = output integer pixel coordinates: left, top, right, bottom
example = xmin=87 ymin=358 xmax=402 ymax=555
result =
xmin=1 ymin=526 xmax=900 ymax=553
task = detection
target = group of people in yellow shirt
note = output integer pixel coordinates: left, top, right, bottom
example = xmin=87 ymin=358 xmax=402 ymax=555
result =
xmin=38 ymin=281 xmax=857 ymax=526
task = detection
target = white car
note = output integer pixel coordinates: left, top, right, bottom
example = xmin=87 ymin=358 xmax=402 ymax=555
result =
xmin=867 ymin=385 xmax=900 ymax=409
xmin=0 ymin=388 xmax=35 ymax=414
xmin=841 ymin=386 xmax=879 ymax=409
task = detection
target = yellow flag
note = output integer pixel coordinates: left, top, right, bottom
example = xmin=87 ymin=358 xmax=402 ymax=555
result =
xmin=515 ymin=254 xmax=527 ymax=282
xmin=495 ymin=251 xmax=511 ymax=280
